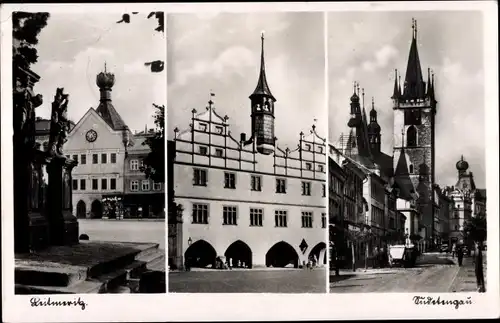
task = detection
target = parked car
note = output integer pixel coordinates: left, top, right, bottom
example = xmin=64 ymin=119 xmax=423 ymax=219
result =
xmin=388 ymin=244 xmax=419 ymax=268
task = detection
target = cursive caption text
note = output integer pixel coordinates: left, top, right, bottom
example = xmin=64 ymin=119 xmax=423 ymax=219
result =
xmin=413 ymin=296 xmax=472 ymax=309
xmin=30 ymin=297 xmax=87 ymax=310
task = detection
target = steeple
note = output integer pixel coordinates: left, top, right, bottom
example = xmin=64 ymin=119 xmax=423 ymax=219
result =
xmin=368 ymin=97 xmax=381 ymax=154
xmin=392 ymin=69 xmax=399 ymax=99
xmin=95 ymin=63 xmax=127 ymax=131
xmin=403 ymin=18 xmax=426 ymax=100
xmin=249 ymin=32 xmax=276 ymax=102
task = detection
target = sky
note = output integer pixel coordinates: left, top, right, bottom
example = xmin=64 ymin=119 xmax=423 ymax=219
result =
xmin=31 ymin=12 xmax=166 ymax=132
xmin=167 ymin=12 xmax=326 ymax=150
xmin=328 ymin=11 xmax=485 ymax=189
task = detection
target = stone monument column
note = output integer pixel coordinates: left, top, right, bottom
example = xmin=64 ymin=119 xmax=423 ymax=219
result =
xmin=46 ymin=156 xmax=79 ymax=246
xmin=13 ymin=66 xmax=49 ymax=253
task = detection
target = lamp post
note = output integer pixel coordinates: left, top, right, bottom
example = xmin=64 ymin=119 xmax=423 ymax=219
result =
xmin=188 ymin=237 xmax=192 ymax=246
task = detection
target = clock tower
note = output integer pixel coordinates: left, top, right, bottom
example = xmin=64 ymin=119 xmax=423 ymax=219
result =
xmin=248 ymin=32 xmax=276 ymax=155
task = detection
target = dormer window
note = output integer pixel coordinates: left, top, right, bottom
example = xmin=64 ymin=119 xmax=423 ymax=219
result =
xmin=318 ymin=164 xmax=324 ymax=172
xmin=305 ymin=162 xmax=312 ymax=171
xmin=318 ymin=146 xmax=323 ymax=154
xmin=199 ymin=146 xmax=208 ymax=155
xmin=304 ymin=144 xmax=311 ymax=151
xmin=199 ymin=123 xmax=208 ymax=132
xmin=215 ymin=126 xmax=223 ymax=134
xmin=214 ymin=148 xmax=223 ymax=157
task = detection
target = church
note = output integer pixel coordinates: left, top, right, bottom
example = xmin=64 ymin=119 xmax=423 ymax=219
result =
xmin=169 ymin=34 xmax=327 ymax=270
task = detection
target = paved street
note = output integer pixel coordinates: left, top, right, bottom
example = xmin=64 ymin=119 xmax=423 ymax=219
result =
xmin=79 ymin=219 xmax=165 ymax=250
xmin=330 ymin=253 xmax=486 ymax=293
xmin=169 ymin=268 xmax=327 ymax=293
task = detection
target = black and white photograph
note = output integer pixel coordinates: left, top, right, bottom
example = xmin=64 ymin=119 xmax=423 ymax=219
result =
xmin=11 ymin=10 xmax=166 ymax=294
xmin=167 ymin=12 xmax=328 ymax=293
xmin=328 ymin=11 xmax=488 ymax=293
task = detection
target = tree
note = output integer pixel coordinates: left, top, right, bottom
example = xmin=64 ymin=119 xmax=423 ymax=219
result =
xmin=12 ymin=12 xmax=50 ymax=84
xmin=346 ymin=222 xmax=376 ymax=271
xmin=116 ymin=12 xmax=164 ymax=72
xmin=141 ymin=104 xmax=165 ymax=183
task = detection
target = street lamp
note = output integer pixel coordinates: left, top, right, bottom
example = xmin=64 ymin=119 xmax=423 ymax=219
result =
xmin=188 ymin=237 xmax=192 ymax=246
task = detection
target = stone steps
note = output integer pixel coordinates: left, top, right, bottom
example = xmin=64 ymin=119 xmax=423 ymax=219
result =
xmin=15 ymin=242 xmax=165 ymax=294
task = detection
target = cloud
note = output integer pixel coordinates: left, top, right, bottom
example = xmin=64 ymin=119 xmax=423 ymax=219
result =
xmin=362 ymin=45 xmax=399 ymax=72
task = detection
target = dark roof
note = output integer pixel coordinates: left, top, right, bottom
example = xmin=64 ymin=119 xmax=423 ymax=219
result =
xmin=393 ymin=148 xmax=415 ymax=200
xmin=373 ymin=151 xmax=393 ymax=178
xmin=249 ymin=34 xmax=275 ymax=101
xmin=329 ymin=156 xmax=346 ymax=181
xmin=96 ymin=102 xmax=127 ymax=131
xmin=36 ymin=118 xmax=75 ymax=134
xmin=402 ymin=24 xmax=426 ymax=100
xmin=475 ymin=189 xmax=487 ymax=200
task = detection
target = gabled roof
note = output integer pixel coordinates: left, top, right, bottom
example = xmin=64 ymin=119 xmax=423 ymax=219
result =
xmin=96 ymin=101 xmax=128 ymax=131
xmin=393 ymin=149 xmax=416 ymax=200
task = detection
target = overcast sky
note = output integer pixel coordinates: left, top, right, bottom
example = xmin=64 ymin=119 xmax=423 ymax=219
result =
xmin=328 ymin=11 xmax=485 ymax=188
xmin=32 ymin=12 xmax=165 ymax=132
xmin=167 ymin=12 xmax=326 ymax=150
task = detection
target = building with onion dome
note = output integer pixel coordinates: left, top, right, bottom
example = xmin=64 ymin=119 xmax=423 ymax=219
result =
xmin=168 ymin=34 xmax=327 ymax=270
xmin=442 ymin=155 xmax=487 ymax=246
xmin=63 ymin=65 xmax=164 ymax=219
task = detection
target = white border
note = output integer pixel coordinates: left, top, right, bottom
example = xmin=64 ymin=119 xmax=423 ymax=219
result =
xmin=1 ymin=2 xmax=499 ymax=322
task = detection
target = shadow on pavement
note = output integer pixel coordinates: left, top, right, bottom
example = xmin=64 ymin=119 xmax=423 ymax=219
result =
xmin=329 ymin=274 xmax=355 ymax=283
xmin=330 ymin=284 xmax=364 ymax=289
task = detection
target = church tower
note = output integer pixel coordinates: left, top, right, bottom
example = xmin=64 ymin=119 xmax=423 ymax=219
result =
xmin=249 ymin=32 xmax=276 ymax=155
xmin=392 ymin=19 xmax=437 ymax=243
xmin=367 ymin=97 xmax=381 ymax=154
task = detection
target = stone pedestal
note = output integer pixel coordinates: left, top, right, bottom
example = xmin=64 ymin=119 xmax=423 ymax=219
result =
xmin=47 ymin=156 xmax=79 ymax=246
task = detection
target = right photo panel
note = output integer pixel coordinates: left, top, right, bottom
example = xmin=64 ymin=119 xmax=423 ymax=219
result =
xmin=328 ymin=11 xmax=487 ymax=293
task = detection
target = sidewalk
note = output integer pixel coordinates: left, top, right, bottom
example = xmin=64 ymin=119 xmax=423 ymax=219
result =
xmin=171 ymin=266 xmax=328 ymax=273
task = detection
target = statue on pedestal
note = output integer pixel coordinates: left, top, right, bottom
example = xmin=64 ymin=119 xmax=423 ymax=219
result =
xmin=48 ymin=88 xmax=70 ymax=157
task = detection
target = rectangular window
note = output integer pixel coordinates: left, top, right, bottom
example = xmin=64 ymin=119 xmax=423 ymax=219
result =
xmin=192 ymin=203 xmax=209 ymax=224
xmin=275 ymin=210 xmax=288 ymax=227
xmin=318 ymin=164 xmax=324 ymax=172
xmin=80 ymin=154 xmax=86 ymax=165
xmin=224 ymin=172 xmax=236 ymax=189
xmin=72 ymin=179 xmax=78 ymax=190
xmin=250 ymin=208 xmax=263 ymax=227
xmin=101 ymin=153 xmax=107 ymax=164
xmin=142 ymin=180 xmax=150 ymax=191
xmin=215 ymin=126 xmax=223 ymax=134
xmin=193 ymin=168 xmax=208 ymax=186
xmin=223 ymin=206 xmax=237 ymax=225
xmin=322 ymin=184 xmax=326 ymax=197
xmin=304 ymin=143 xmax=311 ymax=151
xmin=301 ymin=211 xmax=313 ymax=228
xmin=305 ymin=162 xmax=312 ymax=170
xmin=199 ymin=123 xmax=207 ymax=132
xmin=92 ymin=154 xmax=98 ymax=164
xmin=153 ymin=182 xmax=162 ymax=191
xmin=321 ymin=213 xmax=326 ymax=228
xmin=111 ymin=153 xmax=117 ymax=163
xmin=318 ymin=146 xmax=324 ymax=154
xmin=110 ymin=178 xmax=116 ymax=190
xmin=101 ymin=178 xmax=107 ymax=190
xmin=302 ymin=181 xmax=311 ymax=196
xmin=251 ymin=175 xmax=262 ymax=191
xmin=80 ymin=179 xmax=86 ymax=190
xmin=214 ymin=148 xmax=223 ymax=157
xmin=199 ymin=146 xmax=208 ymax=155
xmin=92 ymin=179 xmax=98 ymax=190
xmin=276 ymin=178 xmax=286 ymax=193
xmin=130 ymin=160 xmax=139 ymax=170
xmin=130 ymin=180 xmax=139 ymax=191
xmin=72 ymin=154 xmax=78 ymax=162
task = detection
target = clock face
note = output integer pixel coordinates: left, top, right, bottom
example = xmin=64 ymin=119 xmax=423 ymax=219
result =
xmin=86 ymin=129 xmax=98 ymax=143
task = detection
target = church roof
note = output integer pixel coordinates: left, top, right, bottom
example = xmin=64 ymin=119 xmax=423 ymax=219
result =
xmin=373 ymin=151 xmax=393 ymax=178
xmin=249 ymin=33 xmax=276 ymax=101
xmin=402 ymin=19 xmax=426 ymax=100
xmin=393 ymin=148 xmax=416 ymax=200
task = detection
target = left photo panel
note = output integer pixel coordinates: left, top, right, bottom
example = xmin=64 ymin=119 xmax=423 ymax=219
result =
xmin=12 ymin=11 xmax=166 ymax=294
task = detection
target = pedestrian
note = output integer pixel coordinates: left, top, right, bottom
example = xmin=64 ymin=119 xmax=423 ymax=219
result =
xmin=457 ymin=245 xmax=464 ymax=266
xmin=185 ymin=257 xmax=191 ymax=272
xmin=229 ymin=257 xmax=233 ymax=270
xmin=475 ymin=243 xmax=485 ymax=292
xmin=452 ymin=243 xmax=456 ymax=258
xmin=373 ymin=247 xmax=380 ymax=268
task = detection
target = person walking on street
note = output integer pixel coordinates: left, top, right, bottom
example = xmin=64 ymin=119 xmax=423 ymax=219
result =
xmin=457 ymin=245 xmax=464 ymax=266
xmin=452 ymin=243 xmax=456 ymax=258
xmin=475 ymin=243 xmax=486 ymax=292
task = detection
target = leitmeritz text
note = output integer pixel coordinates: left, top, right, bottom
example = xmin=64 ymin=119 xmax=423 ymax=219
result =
xmin=30 ymin=297 xmax=87 ymax=310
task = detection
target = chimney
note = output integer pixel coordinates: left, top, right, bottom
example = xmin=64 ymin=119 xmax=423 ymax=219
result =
xmin=240 ymin=133 xmax=246 ymax=143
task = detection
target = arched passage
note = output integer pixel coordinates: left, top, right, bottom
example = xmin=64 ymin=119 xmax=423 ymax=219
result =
xmin=266 ymin=241 xmax=299 ymax=268
xmin=90 ymin=200 xmax=103 ymax=219
xmin=309 ymin=242 xmax=327 ymax=266
xmin=185 ymin=240 xmax=217 ymax=268
xmin=225 ymin=240 xmax=252 ymax=268
xmin=76 ymin=200 xmax=86 ymax=218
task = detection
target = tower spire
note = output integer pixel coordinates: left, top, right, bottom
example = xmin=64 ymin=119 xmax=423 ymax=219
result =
xmin=392 ymin=69 xmax=399 ymax=99
xmin=403 ymin=18 xmax=425 ymax=100
xmin=249 ymin=31 xmax=275 ymax=101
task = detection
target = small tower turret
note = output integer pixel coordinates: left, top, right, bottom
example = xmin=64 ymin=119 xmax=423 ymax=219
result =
xmin=249 ymin=32 xmax=276 ymax=155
